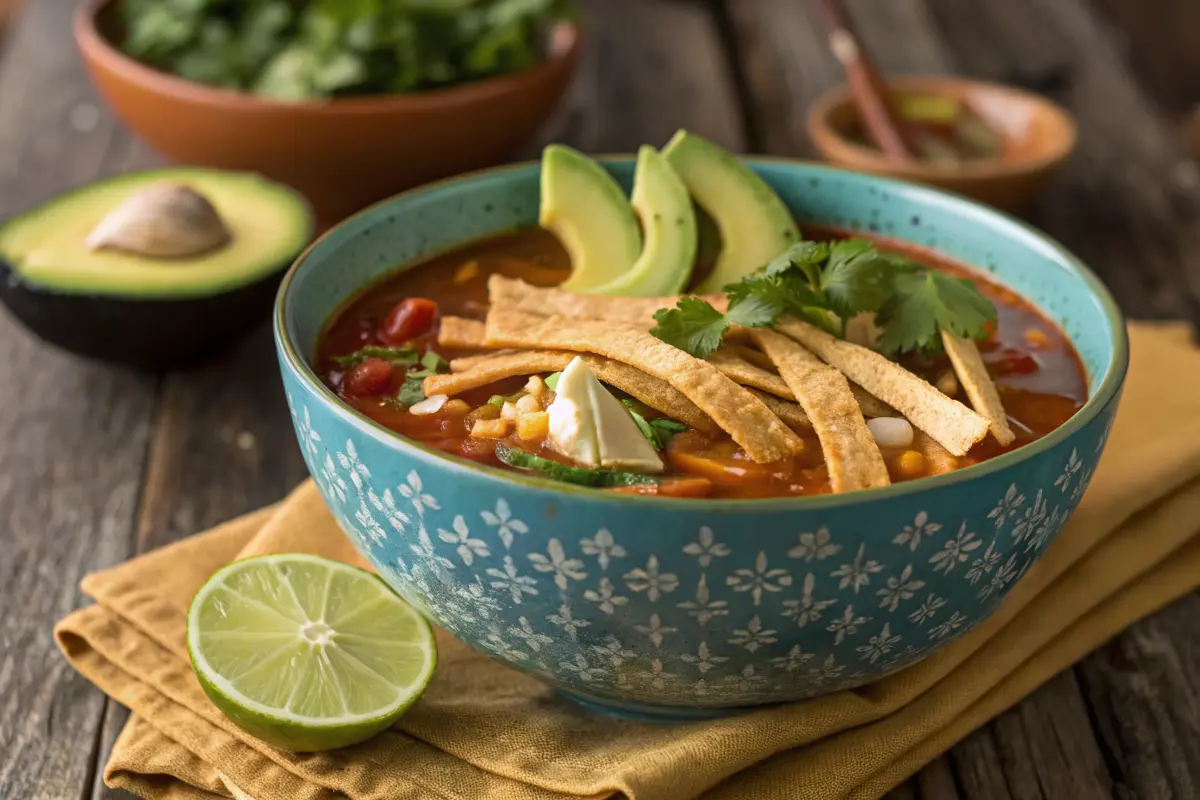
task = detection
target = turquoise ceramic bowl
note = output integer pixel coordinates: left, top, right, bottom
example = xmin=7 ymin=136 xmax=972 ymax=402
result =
xmin=274 ymin=159 xmax=1126 ymax=720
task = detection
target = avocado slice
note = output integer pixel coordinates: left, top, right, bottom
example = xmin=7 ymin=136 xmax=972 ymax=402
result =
xmin=663 ymin=130 xmax=801 ymax=293
xmin=539 ymin=145 xmax=642 ymax=293
xmin=0 ymin=168 xmax=312 ymax=367
xmin=589 ymin=146 xmax=698 ymax=297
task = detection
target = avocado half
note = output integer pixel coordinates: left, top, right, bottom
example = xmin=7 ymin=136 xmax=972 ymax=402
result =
xmin=0 ymin=168 xmax=313 ymax=368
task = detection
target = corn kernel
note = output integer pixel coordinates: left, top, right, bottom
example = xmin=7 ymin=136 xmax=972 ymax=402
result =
xmin=1024 ymin=328 xmax=1053 ymax=350
xmin=516 ymin=393 xmax=541 ymax=413
xmin=453 ymin=260 xmax=480 ymax=285
xmin=525 ymin=375 xmax=547 ymax=397
xmin=501 ymin=401 xmax=519 ymax=421
xmin=443 ymin=399 xmax=470 ymax=415
xmin=517 ymin=411 xmax=550 ymax=440
xmin=895 ymin=450 xmax=927 ymax=478
xmin=935 ymin=370 xmax=958 ymax=396
xmin=471 ymin=418 xmax=509 ymax=438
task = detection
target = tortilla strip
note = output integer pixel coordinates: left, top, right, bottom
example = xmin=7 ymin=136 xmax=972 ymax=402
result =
xmin=438 ymin=317 xmax=489 ymax=349
xmin=484 ymin=310 xmax=803 ymax=463
xmin=941 ymin=330 xmax=1016 ymax=446
xmin=915 ymin=432 xmax=959 ymax=475
xmin=750 ymin=329 xmax=890 ymax=493
xmin=449 ymin=349 xmax=518 ymax=372
xmin=488 ymin=275 xmax=727 ymax=327
xmin=426 ymin=350 xmax=718 ymax=434
xmin=723 ymin=342 xmax=777 ymax=371
xmin=708 ymin=347 xmax=895 ymax=418
xmin=775 ymin=317 xmax=990 ymax=456
xmin=750 ymin=390 xmax=811 ymax=431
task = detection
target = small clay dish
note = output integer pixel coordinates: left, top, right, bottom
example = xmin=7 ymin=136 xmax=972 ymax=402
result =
xmin=808 ymin=75 xmax=1077 ymax=212
xmin=74 ymin=0 xmax=580 ymax=226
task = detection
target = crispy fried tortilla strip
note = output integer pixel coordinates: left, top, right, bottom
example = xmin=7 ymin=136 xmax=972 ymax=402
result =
xmin=450 ymin=350 xmax=518 ymax=372
xmin=915 ymin=432 xmax=959 ymax=475
xmin=708 ymin=347 xmax=895 ymax=418
xmin=438 ymin=317 xmax=489 ymax=349
xmin=723 ymin=342 xmax=777 ymax=371
xmin=941 ymin=330 xmax=1016 ymax=446
xmin=426 ymin=350 xmax=717 ymax=434
xmin=750 ymin=329 xmax=890 ymax=492
xmin=425 ymin=351 xmax=573 ymax=396
xmin=750 ymin=390 xmax=811 ymax=431
xmin=776 ymin=317 xmax=990 ymax=456
xmin=488 ymin=275 xmax=727 ymax=327
xmin=485 ymin=310 xmax=802 ymax=462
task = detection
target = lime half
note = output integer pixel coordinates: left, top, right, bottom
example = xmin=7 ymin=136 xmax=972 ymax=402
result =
xmin=186 ymin=554 xmax=436 ymax=752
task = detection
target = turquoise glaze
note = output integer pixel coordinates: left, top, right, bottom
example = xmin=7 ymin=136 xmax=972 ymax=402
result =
xmin=274 ymin=159 xmax=1126 ymax=720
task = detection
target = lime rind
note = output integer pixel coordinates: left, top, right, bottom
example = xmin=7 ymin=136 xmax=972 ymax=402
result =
xmin=187 ymin=554 xmax=436 ymax=751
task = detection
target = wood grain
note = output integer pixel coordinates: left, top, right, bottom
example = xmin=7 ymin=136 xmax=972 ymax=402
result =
xmin=0 ymin=1 xmax=157 ymax=798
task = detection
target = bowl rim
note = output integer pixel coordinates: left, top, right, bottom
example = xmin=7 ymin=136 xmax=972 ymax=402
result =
xmin=274 ymin=156 xmax=1128 ymax=512
xmin=73 ymin=0 xmax=582 ymax=113
xmin=807 ymin=74 xmax=1080 ymax=182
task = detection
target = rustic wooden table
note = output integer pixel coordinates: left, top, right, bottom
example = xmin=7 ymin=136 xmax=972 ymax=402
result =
xmin=2 ymin=1 xmax=1198 ymax=798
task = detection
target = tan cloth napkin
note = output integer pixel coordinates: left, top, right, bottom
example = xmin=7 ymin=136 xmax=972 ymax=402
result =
xmin=56 ymin=323 xmax=1200 ymax=800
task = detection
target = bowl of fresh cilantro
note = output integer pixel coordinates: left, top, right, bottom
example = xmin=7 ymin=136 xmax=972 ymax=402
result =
xmin=74 ymin=0 xmax=581 ymax=223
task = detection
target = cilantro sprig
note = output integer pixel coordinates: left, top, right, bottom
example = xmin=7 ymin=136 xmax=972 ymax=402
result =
xmin=396 ymin=351 xmax=451 ymax=409
xmin=651 ymin=239 xmax=995 ymax=359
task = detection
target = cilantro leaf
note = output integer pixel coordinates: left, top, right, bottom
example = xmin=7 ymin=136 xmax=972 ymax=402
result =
xmin=651 ymin=297 xmax=730 ymax=358
xmin=545 ymin=371 xmax=562 ymax=391
xmin=332 ymin=345 xmax=419 ymax=367
xmin=763 ymin=241 xmax=828 ymax=284
xmin=875 ymin=271 xmax=996 ymax=355
xmin=821 ymin=239 xmax=896 ymax=317
xmin=420 ymin=350 xmax=450 ymax=373
xmin=396 ymin=377 xmax=426 ymax=408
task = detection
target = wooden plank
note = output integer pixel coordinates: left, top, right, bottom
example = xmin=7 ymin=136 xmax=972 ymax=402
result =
xmin=1089 ymin=0 xmax=1200 ymax=117
xmin=1076 ymin=593 xmax=1200 ymax=799
xmin=925 ymin=0 xmax=1200 ymax=323
xmin=538 ymin=0 xmax=744 ymax=154
xmin=0 ymin=0 xmax=161 ymax=798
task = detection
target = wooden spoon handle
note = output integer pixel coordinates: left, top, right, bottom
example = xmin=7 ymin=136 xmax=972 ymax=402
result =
xmin=816 ymin=0 xmax=920 ymax=163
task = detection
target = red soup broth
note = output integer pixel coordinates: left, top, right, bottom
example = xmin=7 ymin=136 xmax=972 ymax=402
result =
xmin=316 ymin=227 xmax=1087 ymax=499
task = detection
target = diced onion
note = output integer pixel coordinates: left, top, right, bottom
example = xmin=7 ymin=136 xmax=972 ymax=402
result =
xmin=409 ymin=394 xmax=448 ymax=415
xmin=867 ymin=417 xmax=914 ymax=448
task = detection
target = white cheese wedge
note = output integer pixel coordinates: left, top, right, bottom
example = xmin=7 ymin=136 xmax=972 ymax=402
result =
xmin=547 ymin=357 xmax=664 ymax=474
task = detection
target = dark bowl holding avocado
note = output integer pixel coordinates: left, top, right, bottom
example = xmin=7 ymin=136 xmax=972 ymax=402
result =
xmin=0 ymin=167 xmax=313 ymax=368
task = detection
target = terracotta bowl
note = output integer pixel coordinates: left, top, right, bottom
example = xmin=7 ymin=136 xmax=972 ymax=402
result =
xmin=74 ymin=0 xmax=580 ymax=225
xmin=808 ymin=76 xmax=1077 ymax=212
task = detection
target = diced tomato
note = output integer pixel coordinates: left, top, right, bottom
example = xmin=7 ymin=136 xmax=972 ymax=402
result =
xmin=379 ymin=298 xmax=438 ymax=345
xmin=341 ymin=358 xmax=395 ymax=398
xmin=989 ymin=349 xmax=1040 ymax=376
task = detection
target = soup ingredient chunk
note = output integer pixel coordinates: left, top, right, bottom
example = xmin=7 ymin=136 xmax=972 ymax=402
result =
xmin=750 ymin=328 xmax=890 ymax=493
xmin=541 ymin=144 xmax=642 ymax=292
xmin=587 ymin=146 xmax=698 ymax=296
xmin=662 ymin=130 xmax=801 ymax=292
xmin=941 ymin=330 xmax=1016 ymax=445
xmin=380 ymin=297 xmax=438 ymax=345
xmin=495 ymin=443 xmax=658 ymax=488
xmin=547 ymin=357 xmax=663 ymax=473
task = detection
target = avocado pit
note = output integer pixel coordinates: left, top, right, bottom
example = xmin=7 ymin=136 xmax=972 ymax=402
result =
xmin=85 ymin=181 xmax=233 ymax=259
